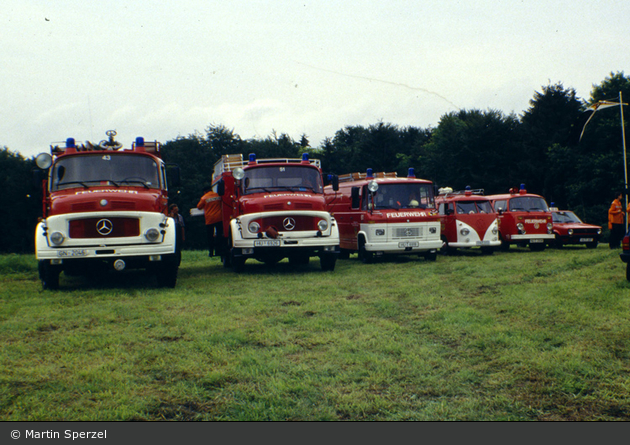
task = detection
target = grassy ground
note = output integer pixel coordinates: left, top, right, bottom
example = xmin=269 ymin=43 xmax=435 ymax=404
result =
xmin=1 ymin=246 xmax=629 ymax=421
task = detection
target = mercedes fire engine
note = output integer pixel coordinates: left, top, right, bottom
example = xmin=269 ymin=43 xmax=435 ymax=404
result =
xmin=324 ymin=168 xmax=442 ymax=262
xmin=435 ymin=186 xmax=500 ymax=254
xmin=34 ymin=131 xmax=181 ymax=289
xmin=212 ymin=153 xmax=340 ymax=272
xmin=487 ymin=184 xmax=554 ymax=251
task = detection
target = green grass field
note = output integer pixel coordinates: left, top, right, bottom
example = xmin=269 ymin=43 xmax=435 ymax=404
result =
xmin=1 ymin=246 xmax=630 ymax=421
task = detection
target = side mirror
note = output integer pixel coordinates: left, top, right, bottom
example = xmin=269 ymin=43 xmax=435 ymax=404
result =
xmin=351 ymin=186 xmax=360 ymax=208
xmin=445 ymin=208 xmax=453 ymax=216
xmin=331 ymin=174 xmax=339 ymax=192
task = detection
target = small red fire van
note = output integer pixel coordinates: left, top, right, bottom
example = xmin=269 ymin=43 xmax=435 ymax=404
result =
xmin=435 ymin=186 xmax=500 ymax=254
xmin=324 ymin=168 xmax=442 ymax=262
xmin=487 ymin=184 xmax=553 ymax=251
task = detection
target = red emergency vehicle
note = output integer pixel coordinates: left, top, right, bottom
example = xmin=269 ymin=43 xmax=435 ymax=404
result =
xmin=34 ymin=131 xmax=181 ymax=289
xmin=487 ymin=184 xmax=554 ymax=251
xmin=212 ymin=153 xmax=340 ymax=272
xmin=324 ymin=168 xmax=442 ymax=262
xmin=435 ymin=186 xmax=500 ymax=254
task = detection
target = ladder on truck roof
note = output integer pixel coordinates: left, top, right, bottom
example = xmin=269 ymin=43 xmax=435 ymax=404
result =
xmin=338 ymin=171 xmax=397 ymax=183
xmin=213 ymin=154 xmax=321 ymax=180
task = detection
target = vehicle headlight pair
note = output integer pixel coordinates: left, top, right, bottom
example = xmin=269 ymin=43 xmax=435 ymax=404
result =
xmin=248 ymin=219 xmax=328 ymax=234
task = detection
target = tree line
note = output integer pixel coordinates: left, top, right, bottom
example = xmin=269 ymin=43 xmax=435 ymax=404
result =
xmin=2 ymin=72 xmax=629 ymax=252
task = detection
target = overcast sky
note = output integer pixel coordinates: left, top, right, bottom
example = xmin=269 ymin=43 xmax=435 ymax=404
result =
xmin=3 ymin=0 xmax=629 ymax=158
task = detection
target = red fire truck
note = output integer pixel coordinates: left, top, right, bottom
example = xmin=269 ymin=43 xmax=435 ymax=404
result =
xmin=487 ymin=184 xmax=554 ymax=251
xmin=324 ymin=168 xmax=442 ymax=262
xmin=212 ymin=153 xmax=340 ymax=272
xmin=34 ymin=131 xmax=181 ymax=289
xmin=435 ymin=186 xmax=500 ymax=254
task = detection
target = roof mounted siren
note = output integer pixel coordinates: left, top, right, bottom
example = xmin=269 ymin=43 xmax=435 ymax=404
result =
xmin=366 ymin=168 xmax=374 ymax=179
xmin=465 ymin=185 xmax=472 ymax=196
xmin=520 ymin=183 xmax=527 ymax=195
xmin=248 ymin=153 xmax=257 ymax=165
xmin=407 ymin=167 xmax=416 ymax=178
xmin=301 ymin=153 xmax=310 ymax=164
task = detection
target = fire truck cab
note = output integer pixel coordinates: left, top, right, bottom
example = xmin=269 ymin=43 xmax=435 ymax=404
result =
xmin=435 ymin=186 xmax=500 ymax=254
xmin=324 ymin=168 xmax=442 ymax=262
xmin=213 ymin=153 xmax=340 ymax=272
xmin=487 ymin=184 xmax=554 ymax=251
xmin=34 ymin=131 xmax=181 ymax=289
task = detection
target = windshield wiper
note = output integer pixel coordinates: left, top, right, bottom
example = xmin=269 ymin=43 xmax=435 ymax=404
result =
xmin=121 ymin=179 xmax=150 ymax=189
xmin=57 ymin=181 xmax=90 ymax=189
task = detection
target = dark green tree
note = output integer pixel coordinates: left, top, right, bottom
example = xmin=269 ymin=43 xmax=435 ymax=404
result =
xmin=0 ymin=148 xmax=39 ymax=252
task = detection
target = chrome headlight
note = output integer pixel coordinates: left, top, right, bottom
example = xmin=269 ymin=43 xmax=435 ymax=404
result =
xmin=375 ymin=229 xmax=385 ymax=236
xmin=492 ymin=226 xmax=498 ymax=235
xmin=317 ymin=219 xmax=329 ymax=232
xmin=145 ymin=228 xmax=160 ymax=242
xmin=597 ymin=228 xmax=602 ymax=235
xmin=547 ymin=223 xmax=553 ymax=233
xmin=460 ymin=228 xmax=470 ymax=236
xmin=248 ymin=221 xmax=260 ymax=234
xmin=50 ymin=231 xmax=65 ymax=245
xmin=517 ymin=223 xmax=525 ymax=233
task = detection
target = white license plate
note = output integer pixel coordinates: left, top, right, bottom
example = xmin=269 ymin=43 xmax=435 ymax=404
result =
xmin=254 ymin=240 xmax=281 ymax=247
xmin=476 ymin=241 xmax=490 ymax=246
xmin=57 ymin=249 xmax=89 ymax=257
xmin=579 ymin=238 xmax=594 ymax=243
xmin=398 ymin=241 xmax=419 ymax=248
xmin=530 ymin=239 xmax=544 ymax=244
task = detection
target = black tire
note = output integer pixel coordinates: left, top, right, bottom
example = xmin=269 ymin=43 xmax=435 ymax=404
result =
xmin=156 ymin=254 xmax=179 ymax=288
xmin=230 ymin=248 xmax=245 ymax=273
xmin=39 ymin=261 xmax=61 ymax=290
xmin=424 ymin=250 xmax=438 ymax=261
xmin=320 ymin=253 xmax=337 ymax=271
xmin=358 ymin=239 xmax=373 ymax=264
xmin=626 ymin=263 xmax=630 ymax=282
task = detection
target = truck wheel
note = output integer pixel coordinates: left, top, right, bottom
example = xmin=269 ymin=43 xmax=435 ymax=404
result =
xmin=358 ymin=239 xmax=373 ymax=264
xmin=626 ymin=263 xmax=630 ymax=282
xmin=38 ymin=261 xmax=60 ymax=290
xmin=230 ymin=249 xmax=245 ymax=273
xmin=156 ymin=255 xmax=179 ymax=288
xmin=320 ymin=254 xmax=336 ymax=271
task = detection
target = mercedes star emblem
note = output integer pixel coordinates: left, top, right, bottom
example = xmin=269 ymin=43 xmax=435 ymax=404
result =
xmin=96 ymin=219 xmax=113 ymax=236
xmin=283 ymin=217 xmax=296 ymax=231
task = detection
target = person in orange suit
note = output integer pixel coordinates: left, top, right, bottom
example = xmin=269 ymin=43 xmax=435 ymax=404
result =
xmin=608 ymin=192 xmax=626 ymax=248
xmin=197 ymin=185 xmax=223 ymax=257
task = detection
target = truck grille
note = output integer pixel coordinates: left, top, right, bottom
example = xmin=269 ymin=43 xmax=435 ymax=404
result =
xmin=260 ymin=215 xmax=318 ymax=232
xmin=69 ymin=217 xmax=140 ymax=238
xmin=393 ymin=227 xmax=421 ymax=238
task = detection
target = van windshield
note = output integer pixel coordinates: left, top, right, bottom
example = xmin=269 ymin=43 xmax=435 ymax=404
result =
xmin=50 ymin=154 xmax=161 ymax=191
xmin=509 ymin=196 xmax=549 ymax=212
xmin=242 ymin=165 xmax=323 ymax=195
xmin=455 ymin=200 xmax=494 ymax=214
xmin=366 ymin=183 xmax=435 ymax=210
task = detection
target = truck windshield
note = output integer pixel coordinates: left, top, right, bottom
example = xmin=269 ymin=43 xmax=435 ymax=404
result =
xmin=508 ymin=196 xmax=549 ymax=212
xmin=242 ymin=165 xmax=323 ymax=194
xmin=455 ymin=200 xmax=494 ymax=214
xmin=50 ymin=154 xmax=161 ymax=191
xmin=366 ymin=183 xmax=435 ymax=210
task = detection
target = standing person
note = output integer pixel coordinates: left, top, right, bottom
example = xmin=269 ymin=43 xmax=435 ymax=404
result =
xmin=608 ymin=192 xmax=625 ymax=248
xmin=197 ymin=185 xmax=223 ymax=257
xmin=168 ymin=203 xmax=185 ymax=245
